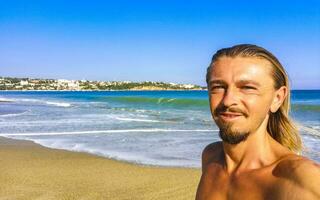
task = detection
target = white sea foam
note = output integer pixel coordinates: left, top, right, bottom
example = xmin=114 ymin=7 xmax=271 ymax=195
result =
xmin=45 ymin=101 xmax=71 ymax=107
xmin=0 ymin=110 xmax=29 ymax=117
xmin=95 ymin=150 xmax=199 ymax=168
xmin=20 ymin=98 xmax=39 ymax=102
xmin=115 ymin=117 xmax=162 ymax=123
xmin=298 ymin=124 xmax=320 ymax=137
xmin=167 ymin=98 xmax=176 ymax=102
xmin=0 ymin=97 xmax=14 ymax=102
xmin=27 ymin=139 xmax=202 ymax=168
xmin=292 ymin=99 xmax=320 ymax=104
xmin=17 ymin=98 xmax=72 ymax=107
xmin=0 ymin=128 xmax=218 ymax=136
xmin=312 ymin=125 xmax=320 ymax=130
xmin=157 ymin=97 xmax=164 ymax=104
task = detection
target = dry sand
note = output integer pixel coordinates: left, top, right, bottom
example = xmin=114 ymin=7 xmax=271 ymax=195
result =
xmin=0 ymin=137 xmax=201 ymax=200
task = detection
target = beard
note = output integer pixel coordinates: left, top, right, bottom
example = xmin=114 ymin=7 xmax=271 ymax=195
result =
xmin=213 ymin=105 xmax=250 ymax=144
xmin=218 ymin=121 xmax=249 ymax=145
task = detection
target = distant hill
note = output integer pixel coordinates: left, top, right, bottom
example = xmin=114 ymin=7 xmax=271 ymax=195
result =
xmin=0 ymin=77 xmax=207 ymax=91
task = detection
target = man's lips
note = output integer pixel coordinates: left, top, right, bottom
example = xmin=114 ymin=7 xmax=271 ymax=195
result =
xmin=219 ymin=112 xmax=243 ymax=121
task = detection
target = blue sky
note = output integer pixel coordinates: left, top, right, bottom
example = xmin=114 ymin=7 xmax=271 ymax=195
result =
xmin=0 ymin=1 xmax=319 ymax=89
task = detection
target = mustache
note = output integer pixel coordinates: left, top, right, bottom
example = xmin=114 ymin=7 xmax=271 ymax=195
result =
xmin=214 ymin=105 xmax=248 ymax=117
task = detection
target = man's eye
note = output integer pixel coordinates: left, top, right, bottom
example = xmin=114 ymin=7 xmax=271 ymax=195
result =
xmin=211 ymin=86 xmax=225 ymax=91
xmin=242 ymin=86 xmax=256 ymax=90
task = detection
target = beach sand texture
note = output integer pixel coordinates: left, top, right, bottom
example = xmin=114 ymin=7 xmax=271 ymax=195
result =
xmin=0 ymin=137 xmax=201 ymax=200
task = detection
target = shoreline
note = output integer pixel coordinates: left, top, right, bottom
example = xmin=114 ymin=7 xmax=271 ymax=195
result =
xmin=0 ymin=136 xmax=201 ymax=199
xmin=0 ymin=89 xmax=208 ymax=92
xmin=1 ymin=89 xmax=319 ymax=92
xmin=2 ymin=135 xmax=201 ymax=169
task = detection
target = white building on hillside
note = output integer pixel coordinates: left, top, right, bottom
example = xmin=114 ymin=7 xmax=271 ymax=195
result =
xmin=20 ymin=80 xmax=29 ymax=86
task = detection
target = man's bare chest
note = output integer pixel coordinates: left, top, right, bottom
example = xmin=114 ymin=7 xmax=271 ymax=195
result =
xmin=199 ymin=169 xmax=283 ymax=200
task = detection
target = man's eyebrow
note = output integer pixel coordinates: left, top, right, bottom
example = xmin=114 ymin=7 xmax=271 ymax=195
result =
xmin=237 ymin=79 xmax=261 ymax=87
xmin=208 ymin=80 xmax=226 ymax=85
xmin=208 ymin=79 xmax=261 ymax=87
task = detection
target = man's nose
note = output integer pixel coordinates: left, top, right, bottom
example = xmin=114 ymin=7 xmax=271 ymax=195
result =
xmin=222 ymin=87 xmax=238 ymax=107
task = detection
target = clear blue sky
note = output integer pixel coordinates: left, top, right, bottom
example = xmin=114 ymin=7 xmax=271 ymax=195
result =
xmin=1 ymin=0 xmax=319 ymax=89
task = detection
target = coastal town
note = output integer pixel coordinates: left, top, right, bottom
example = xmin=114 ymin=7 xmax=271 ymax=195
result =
xmin=0 ymin=77 xmax=205 ymax=91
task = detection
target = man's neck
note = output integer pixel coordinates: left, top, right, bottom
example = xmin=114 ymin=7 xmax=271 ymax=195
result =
xmin=222 ymin=127 xmax=280 ymax=175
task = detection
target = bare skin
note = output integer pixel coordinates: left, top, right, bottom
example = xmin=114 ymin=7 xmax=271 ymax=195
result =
xmin=196 ymin=56 xmax=320 ymax=200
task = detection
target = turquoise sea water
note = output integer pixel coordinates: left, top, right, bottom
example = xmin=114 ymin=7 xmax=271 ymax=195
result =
xmin=0 ymin=90 xmax=319 ymax=167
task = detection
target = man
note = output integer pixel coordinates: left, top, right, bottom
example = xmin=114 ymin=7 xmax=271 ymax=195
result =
xmin=196 ymin=44 xmax=320 ymax=200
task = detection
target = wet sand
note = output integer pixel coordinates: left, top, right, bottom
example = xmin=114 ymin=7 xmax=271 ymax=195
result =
xmin=0 ymin=137 xmax=201 ymax=200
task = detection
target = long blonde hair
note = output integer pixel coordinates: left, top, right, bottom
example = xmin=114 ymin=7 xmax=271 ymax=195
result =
xmin=206 ymin=44 xmax=302 ymax=152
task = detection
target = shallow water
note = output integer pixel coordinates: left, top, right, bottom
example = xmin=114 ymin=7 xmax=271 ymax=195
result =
xmin=0 ymin=90 xmax=319 ymax=167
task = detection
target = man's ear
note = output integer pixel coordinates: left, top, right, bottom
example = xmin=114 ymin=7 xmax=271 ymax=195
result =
xmin=270 ymin=86 xmax=287 ymax=113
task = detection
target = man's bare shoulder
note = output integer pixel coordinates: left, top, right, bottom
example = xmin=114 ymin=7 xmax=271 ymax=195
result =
xmin=273 ymin=154 xmax=320 ymax=199
xmin=201 ymin=142 xmax=223 ymax=172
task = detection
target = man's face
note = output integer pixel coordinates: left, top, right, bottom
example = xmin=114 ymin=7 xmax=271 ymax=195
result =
xmin=208 ymin=56 xmax=277 ymax=144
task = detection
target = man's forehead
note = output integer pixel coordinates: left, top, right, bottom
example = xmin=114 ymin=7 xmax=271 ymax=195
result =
xmin=209 ymin=56 xmax=274 ymax=85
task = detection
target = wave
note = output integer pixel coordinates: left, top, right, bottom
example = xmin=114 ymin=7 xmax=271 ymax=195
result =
xmin=110 ymin=107 xmax=160 ymax=114
xmin=0 ymin=110 xmax=30 ymax=117
xmin=292 ymin=99 xmax=320 ymax=104
xmin=298 ymin=124 xmax=320 ymax=137
xmin=26 ymin=139 xmax=201 ymax=168
xmin=45 ymin=101 xmax=71 ymax=107
xmin=0 ymin=128 xmax=218 ymax=136
xmin=114 ymin=117 xmax=162 ymax=123
xmin=0 ymin=97 xmax=14 ymax=102
xmin=292 ymin=104 xmax=320 ymax=112
xmin=21 ymin=99 xmax=72 ymax=107
xmin=103 ymin=96 xmax=209 ymax=108
xmin=8 ymin=98 xmax=72 ymax=107
xmin=101 ymin=97 xmax=320 ymax=111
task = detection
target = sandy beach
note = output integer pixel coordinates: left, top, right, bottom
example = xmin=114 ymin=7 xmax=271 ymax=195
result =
xmin=0 ymin=137 xmax=201 ymax=200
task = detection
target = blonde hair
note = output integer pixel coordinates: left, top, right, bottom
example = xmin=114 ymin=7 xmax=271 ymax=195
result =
xmin=206 ymin=44 xmax=302 ymax=152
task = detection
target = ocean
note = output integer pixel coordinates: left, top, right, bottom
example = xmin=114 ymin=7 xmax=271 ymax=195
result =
xmin=0 ymin=90 xmax=319 ymax=167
